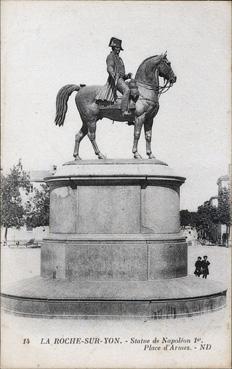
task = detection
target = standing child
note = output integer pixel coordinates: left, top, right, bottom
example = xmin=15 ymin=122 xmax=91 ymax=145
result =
xmin=202 ymin=255 xmax=210 ymax=279
xmin=194 ymin=256 xmax=202 ymax=277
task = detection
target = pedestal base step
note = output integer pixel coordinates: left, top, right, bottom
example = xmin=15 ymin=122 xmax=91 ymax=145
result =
xmin=1 ymin=276 xmax=227 ymax=319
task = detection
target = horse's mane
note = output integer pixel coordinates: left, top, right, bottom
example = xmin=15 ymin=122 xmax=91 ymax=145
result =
xmin=136 ymin=54 xmax=161 ymax=72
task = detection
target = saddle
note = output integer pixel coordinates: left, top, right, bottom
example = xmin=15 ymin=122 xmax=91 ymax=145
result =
xmin=96 ymin=79 xmax=139 ymax=123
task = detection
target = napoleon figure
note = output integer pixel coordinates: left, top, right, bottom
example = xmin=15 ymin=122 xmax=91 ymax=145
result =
xmin=96 ymin=37 xmax=132 ymax=116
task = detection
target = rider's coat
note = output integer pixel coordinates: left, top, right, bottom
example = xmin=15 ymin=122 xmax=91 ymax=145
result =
xmin=96 ymin=51 xmax=128 ymax=104
xmin=106 ymin=51 xmax=126 ymax=81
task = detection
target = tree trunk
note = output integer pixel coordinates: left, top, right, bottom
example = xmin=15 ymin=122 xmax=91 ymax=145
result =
xmin=4 ymin=227 xmax=8 ymax=242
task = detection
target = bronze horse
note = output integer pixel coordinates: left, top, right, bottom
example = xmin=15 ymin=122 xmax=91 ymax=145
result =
xmin=55 ymin=52 xmax=176 ymax=159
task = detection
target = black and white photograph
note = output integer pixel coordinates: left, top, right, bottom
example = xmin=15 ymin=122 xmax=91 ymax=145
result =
xmin=1 ymin=1 xmax=231 ymax=368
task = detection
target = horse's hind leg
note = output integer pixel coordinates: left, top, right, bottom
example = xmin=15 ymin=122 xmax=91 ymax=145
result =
xmin=73 ymin=124 xmax=88 ymax=160
xmin=87 ymin=120 xmax=106 ymax=159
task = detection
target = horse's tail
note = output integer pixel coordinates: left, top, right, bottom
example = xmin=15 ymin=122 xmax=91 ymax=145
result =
xmin=55 ymin=84 xmax=81 ymax=126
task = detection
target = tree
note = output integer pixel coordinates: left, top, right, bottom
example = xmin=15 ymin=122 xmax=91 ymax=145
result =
xmin=196 ymin=192 xmax=231 ymax=244
xmin=217 ymin=188 xmax=230 ymax=226
xmin=181 ymin=185 xmax=231 ymax=245
xmin=180 ymin=210 xmax=198 ymax=228
xmin=25 ymin=183 xmax=50 ymax=228
xmin=1 ymin=160 xmax=30 ymax=241
xmin=196 ymin=202 xmax=218 ymax=243
xmin=217 ymin=187 xmax=231 ymax=244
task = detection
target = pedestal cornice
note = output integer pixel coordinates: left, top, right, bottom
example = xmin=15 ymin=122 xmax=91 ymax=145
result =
xmin=45 ymin=159 xmax=186 ymax=185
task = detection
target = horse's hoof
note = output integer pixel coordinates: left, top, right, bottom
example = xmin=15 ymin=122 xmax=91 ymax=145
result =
xmin=134 ymin=153 xmax=143 ymax=159
xmin=148 ymin=154 xmax=156 ymax=159
xmin=73 ymin=155 xmax=82 ymax=160
xmin=98 ymin=154 xmax=106 ymax=160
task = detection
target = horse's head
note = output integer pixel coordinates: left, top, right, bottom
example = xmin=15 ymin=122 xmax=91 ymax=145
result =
xmin=135 ymin=52 xmax=177 ymax=89
xmin=157 ymin=52 xmax=177 ymax=85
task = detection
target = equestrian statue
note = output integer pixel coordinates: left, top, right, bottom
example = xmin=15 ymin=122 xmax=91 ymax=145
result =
xmin=55 ymin=37 xmax=177 ymax=159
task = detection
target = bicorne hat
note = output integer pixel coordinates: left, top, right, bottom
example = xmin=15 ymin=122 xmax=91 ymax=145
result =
xmin=109 ymin=37 xmax=123 ymax=50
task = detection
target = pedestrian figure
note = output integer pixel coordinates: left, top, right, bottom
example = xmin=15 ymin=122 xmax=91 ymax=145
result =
xmin=194 ymin=256 xmax=202 ymax=277
xmin=202 ymin=255 xmax=210 ymax=279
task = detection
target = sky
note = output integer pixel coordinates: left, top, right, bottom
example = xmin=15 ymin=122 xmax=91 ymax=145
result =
xmin=1 ymin=1 xmax=231 ymax=211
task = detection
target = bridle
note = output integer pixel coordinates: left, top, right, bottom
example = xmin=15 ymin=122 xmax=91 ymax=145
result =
xmin=136 ymin=58 xmax=174 ymax=99
xmin=158 ymin=79 xmax=172 ymax=97
xmin=157 ymin=59 xmax=174 ymax=97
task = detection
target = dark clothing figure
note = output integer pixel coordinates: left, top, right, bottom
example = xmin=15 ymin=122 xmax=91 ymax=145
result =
xmin=222 ymin=233 xmax=227 ymax=246
xmin=194 ymin=257 xmax=202 ymax=277
xmin=202 ymin=256 xmax=210 ymax=279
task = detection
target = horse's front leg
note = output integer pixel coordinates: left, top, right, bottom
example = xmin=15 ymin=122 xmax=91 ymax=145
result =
xmin=132 ymin=116 xmax=144 ymax=159
xmin=144 ymin=118 xmax=156 ymax=159
xmin=87 ymin=121 xmax=106 ymax=159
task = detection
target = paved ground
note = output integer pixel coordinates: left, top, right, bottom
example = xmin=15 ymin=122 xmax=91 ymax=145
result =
xmin=1 ymin=245 xmax=231 ymax=368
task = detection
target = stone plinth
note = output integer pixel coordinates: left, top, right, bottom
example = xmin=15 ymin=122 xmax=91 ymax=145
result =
xmin=2 ymin=276 xmax=226 ymax=319
xmin=1 ymin=159 xmax=227 ymax=319
xmin=41 ymin=159 xmax=186 ymax=281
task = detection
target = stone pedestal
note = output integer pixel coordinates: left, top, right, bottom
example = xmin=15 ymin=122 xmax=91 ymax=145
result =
xmin=42 ymin=160 xmax=186 ymax=281
xmin=1 ymin=160 xmax=227 ymax=319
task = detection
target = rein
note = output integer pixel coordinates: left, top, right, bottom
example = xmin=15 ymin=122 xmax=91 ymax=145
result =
xmin=136 ymin=81 xmax=157 ymax=105
xmin=136 ymin=79 xmax=172 ymax=103
xmin=136 ymin=81 xmax=155 ymax=90
xmin=136 ymin=57 xmax=173 ymax=99
xmin=158 ymin=81 xmax=172 ymax=97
